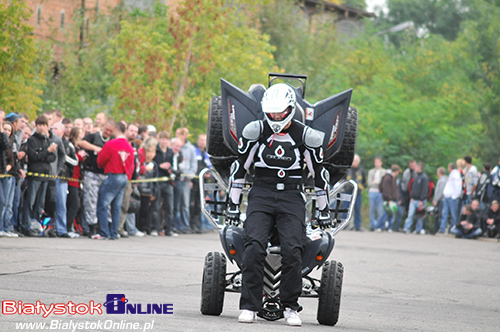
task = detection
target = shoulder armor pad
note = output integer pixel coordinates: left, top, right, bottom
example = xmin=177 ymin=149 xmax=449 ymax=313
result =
xmin=303 ymin=126 xmax=324 ymax=148
xmin=242 ymin=120 xmax=263 ymax=141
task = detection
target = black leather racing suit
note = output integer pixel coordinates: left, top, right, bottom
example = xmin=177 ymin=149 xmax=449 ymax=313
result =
xmin=228 ymin=119 xmax=329 ymax=312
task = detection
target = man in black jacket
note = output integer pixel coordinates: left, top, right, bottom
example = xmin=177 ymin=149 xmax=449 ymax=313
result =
xmin=152 ymin=131 xmax=177 ymax=236
xmin=403 ymin=162 xmax=429 ymax=234
xmin=21 ymin=115 xmax=57 ymax=237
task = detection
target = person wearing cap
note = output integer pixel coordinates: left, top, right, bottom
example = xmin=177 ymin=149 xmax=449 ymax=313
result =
xmin=5 ymin=113 xmax=22 ymax=150
xmin=227 ymin=83 xmax=330 ymax=326
xmin=147 ymin=124 xmax=157 ymax=138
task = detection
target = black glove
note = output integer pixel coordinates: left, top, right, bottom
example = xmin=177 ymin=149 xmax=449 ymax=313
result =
xmin=317 ymin=208 xmax=332 ymax=230
xmin=225 ymin=203 xmax=241 ymax=226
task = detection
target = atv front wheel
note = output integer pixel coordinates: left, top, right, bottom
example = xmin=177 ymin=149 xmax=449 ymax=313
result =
xmin=200 ymin=251 xmax=227 ymax=316
xmin=317 ymin=260 xmax=344 ymax=326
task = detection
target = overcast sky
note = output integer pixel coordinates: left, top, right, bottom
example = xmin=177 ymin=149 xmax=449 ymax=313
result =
xmin=366 ymin=0 xmax=388 ymax=14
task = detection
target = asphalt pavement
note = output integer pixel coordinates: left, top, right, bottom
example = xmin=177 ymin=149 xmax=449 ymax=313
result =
xmin=0 ymin=230 xmax=499 ymax=332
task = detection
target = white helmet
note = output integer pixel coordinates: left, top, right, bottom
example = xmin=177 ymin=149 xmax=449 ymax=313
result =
xmin=261 ymin=83 xmax=296 ymax=133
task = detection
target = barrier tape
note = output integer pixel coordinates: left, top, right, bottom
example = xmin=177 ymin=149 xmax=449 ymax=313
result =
xmin=0 ymin=172 xmax=200 ymax=184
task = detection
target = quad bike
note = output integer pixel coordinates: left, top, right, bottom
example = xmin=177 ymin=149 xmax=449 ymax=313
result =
xmin=199 ymin=73 xmax=358 ymax=326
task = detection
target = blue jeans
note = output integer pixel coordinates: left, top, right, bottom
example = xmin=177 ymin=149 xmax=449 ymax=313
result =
xmin=455 ymin=227 xmax=482 ymax=239
xmin=55 ymin=179 xmax=68 ymax=236
xmin=377 ymin=209 xmax=396 ymax=230
xmin=394 ymin=203 xmax=406 ymax=232
xmin=404 ymin=200 xmax=426 ymax=233
xmin=369 ymin=191 xmax=383 ymax=230
xmin=10 ymin=178 xmax=22 ymax=230
xmin=0 ymin=176 xmax=15 ymax=232
xmin=97 ymin=174 xmax=128 ymax=239
xmin=174 ymin=180 xmax=191 ymax=231
xmin=440 ymin=197 xmax=459 ymax=233
xmin=125 ymin=213 xmax=140 ymax=235
xmin=352 ymin=192 xmax=363 ymax=230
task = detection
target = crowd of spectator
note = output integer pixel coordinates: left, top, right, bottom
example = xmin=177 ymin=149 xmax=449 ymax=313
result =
xmin=0 ymin=108 xmax=213 ymax=239
xmin=2 ymin=107 xmax=499 ymax=242
xmin=346 ymin=154 xmax=500 ymax=241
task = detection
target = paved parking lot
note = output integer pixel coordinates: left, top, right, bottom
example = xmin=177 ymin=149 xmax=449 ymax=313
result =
xmin=1 ymin=230 xmax=499 ymax=332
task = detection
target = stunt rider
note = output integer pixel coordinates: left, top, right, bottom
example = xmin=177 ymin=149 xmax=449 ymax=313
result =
xmin=226 ymin=83 xmax=332 ymax=326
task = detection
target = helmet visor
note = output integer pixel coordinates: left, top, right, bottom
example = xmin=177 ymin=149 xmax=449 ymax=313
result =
xmin=266 ymin=106 xmax=292 ymax=121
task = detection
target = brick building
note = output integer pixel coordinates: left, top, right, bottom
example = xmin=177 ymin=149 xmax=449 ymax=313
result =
xmin=26 ymin=0 xmax=175 ymax=58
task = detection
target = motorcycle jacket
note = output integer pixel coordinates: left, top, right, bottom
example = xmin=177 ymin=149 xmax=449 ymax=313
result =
xmin=228 ymin=119 xmax=329 ymax=210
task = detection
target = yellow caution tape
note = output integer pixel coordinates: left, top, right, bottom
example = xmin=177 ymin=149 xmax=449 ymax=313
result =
xmin=18 ymin=172 xmax=199 ymax=184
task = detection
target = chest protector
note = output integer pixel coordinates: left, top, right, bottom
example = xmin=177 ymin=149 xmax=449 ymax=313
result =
xmin=255 ymin=120 xmax=305 ymax=171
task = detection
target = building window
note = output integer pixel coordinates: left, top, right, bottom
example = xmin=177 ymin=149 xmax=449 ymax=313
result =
xmin=60 ymin=10 xmax=66 ymax=30
xmin=36 ymin=6 xmax=42 ymax=27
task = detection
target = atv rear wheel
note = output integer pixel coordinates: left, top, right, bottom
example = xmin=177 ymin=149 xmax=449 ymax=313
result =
xmin=201 ymin=251 xmax=227 ymax=316
xmin=207 ymin=96 xmax=235 ymax=157
xmin=317 ymin=260 xmax=343 ymax=326
xmin=324 ymin=106 xmax=357 ymax=184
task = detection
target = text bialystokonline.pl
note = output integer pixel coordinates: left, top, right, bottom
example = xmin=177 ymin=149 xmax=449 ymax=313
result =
xmin=14 ymin=319 xmax=155 ymax=331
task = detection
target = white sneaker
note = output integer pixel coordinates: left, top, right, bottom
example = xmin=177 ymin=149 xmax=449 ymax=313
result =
xmin=133 ymin=231 xmax=145 ymax=237
xmin=238 ymin=310 xmax=257 ymax=323
xmin=150 ymin=230 xmax=158 ymax=236
xmin=419 ymin=229 xmax=426 ymax=235
xmin=0 ymin=231 xmax=10 ymax=237
xmin=376 ymin=228 xmax=382 ymax=233
xmin=387 ymin=229 xmax=393 ymax=233
xmin=284 ymin=308 xmax=301 ymax=326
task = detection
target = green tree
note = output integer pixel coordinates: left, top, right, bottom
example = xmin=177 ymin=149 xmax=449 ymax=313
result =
xmin=379 ymin=0 xmax=474 ymax=41
xmin=42 ymin=4 xmax=123 ymax=118
xmin=107 ymin=0 xmax=277 ymax=134
xmin=0 ymin=0 xmax=49 ymax=118
xmin=456 ymin=1 xmax=500 ymax=162
xmin=325 ymin=33 xmax=485 ymax=171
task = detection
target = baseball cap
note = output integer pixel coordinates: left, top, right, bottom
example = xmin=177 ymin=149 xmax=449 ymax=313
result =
xmin=6 ymin=113 xmax=21 ymax=122
xmin=147 ymin=124 xmax=157 ymax=134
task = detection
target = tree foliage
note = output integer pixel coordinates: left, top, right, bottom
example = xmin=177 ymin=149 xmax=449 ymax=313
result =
xmin=107 ymin=0 xmax=277 ymax=134
xmin=27 ymin=0 xmax=500 ymax=172
xmin=0 ymin=0 xmax=48 ymax=118
xmin=259 ymin=0 xmax=499 ymax=174
xmin=41 ymin=4 xmax=122 ymax=118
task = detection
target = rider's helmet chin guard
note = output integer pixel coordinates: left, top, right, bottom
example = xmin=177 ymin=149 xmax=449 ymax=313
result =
xmin=262 ymin=83 xmax=296 ymax=134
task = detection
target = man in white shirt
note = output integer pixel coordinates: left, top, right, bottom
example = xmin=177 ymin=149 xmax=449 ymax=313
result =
xmin=439 ymin=163 xmax=462 ymax=233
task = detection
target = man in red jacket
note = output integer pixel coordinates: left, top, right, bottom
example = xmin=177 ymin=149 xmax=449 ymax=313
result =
xmin=95 ymin=121 xmax=134 ymax=240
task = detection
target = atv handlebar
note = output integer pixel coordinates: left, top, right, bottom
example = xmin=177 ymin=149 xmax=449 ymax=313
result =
xmin=199 ymin=167 xmax=358 ymax=237
xmin=268 ymin=72 xmax=307 ymax=98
